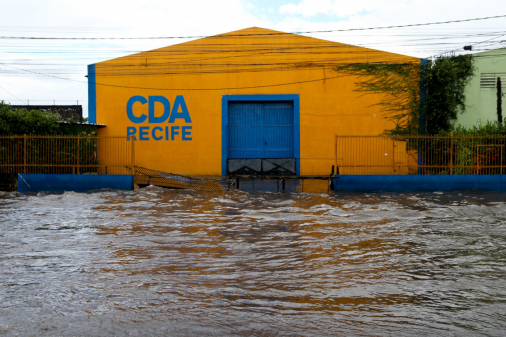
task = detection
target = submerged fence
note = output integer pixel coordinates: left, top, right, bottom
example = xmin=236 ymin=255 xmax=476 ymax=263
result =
xmin=0 ymin=136 xmax=133 ymax=175
xmin=335 ymin=135 xmax=506 ymax=175
xmin=3 ymin=134 xmax=506 ymax=178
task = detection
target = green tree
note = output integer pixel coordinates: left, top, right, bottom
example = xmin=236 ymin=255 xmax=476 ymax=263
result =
xmin=0 ymin=101 xmax=95 ymax=136
xmin=423 ymin=55 xmax=475 ymax=134
xmin=0 ymin=101 xmax=60 ymax=135
xmin=332 ymin=54 xmax=475 ymax=135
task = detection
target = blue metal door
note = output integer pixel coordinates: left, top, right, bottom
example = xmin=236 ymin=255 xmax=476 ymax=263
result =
xmin=228 ymin=102 xmax=294 ymax=159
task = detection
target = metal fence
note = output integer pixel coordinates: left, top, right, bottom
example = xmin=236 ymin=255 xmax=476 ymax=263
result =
xmin=0 ymin=135 xmax=134 ymax=175
xmin=335 ymin=135 xmax=506 ymax=175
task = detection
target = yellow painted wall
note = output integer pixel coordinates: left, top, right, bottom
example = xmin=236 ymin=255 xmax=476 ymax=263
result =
xmin=93 ymin=27 xmax=420 ymax=176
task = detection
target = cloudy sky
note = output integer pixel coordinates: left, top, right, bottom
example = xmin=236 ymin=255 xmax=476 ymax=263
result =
xmin=1 ymin=0 xmax=505 ymax=117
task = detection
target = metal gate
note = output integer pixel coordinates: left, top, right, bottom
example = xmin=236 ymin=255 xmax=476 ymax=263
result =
xmin=227 ymin=101 xmax=295 ymax=175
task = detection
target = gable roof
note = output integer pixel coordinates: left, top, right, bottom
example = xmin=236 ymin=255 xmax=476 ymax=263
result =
xmin=94 ymin=27 xmax=420 ymax=77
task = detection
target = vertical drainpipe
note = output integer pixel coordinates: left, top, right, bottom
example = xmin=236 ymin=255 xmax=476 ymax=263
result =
xmin=88 ymin=64 xmax=97 ymax=124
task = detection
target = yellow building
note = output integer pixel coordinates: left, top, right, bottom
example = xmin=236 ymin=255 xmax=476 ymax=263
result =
xmin=88 ymin=27 xmax=420 ymax=176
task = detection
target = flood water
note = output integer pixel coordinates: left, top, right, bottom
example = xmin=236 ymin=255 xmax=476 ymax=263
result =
xmin=1 ymin=181 xmax=506 ymax=336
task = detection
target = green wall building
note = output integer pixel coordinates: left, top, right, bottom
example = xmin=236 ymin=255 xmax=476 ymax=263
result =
xmin=457 ymin=47 xmax=506 ymax=128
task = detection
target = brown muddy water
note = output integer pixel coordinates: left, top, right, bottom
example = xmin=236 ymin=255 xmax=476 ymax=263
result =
xmin=1 ymin=180 xmax=506 ymax=336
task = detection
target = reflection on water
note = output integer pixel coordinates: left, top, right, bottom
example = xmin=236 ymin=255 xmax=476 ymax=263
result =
xmin=1 ymin=184 xmax=506 ymax=336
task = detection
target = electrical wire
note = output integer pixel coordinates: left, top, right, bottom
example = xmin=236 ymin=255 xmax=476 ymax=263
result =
xmin=0 ymin=84 xmax=27 ymax=104
xmin=1 ymin=15 xmax=505 ymax=89
xmin=429 ymin=33 xmax=506 ymax=58
xmin=1 ymin=14 xmax=506 ymax=39
xmin=4 ymin=99 xmax=85 ymax=101
xmin=0 ymin=60 xmax=348 ymax=90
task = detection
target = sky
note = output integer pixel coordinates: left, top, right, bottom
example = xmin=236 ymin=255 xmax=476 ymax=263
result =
xmin=1 ymin=0 xmax=505 ymax=117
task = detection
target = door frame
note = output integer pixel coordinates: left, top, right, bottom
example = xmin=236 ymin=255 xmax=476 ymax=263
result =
xmin=222 ymin=94 xmax=300 ymax=176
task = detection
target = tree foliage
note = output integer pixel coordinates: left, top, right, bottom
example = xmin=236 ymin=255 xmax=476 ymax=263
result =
xmin=443 ymin=120 xmax=506 ymax=136
xmin=423 ymin=55 xmax=475 ymax=134
xmin=332 ymin=54 xmax=475 ymax=135
xmin=433 ymin=120 xmax=506 ymax=175
xmin=0 ymin=101 xmax=95 ymax=136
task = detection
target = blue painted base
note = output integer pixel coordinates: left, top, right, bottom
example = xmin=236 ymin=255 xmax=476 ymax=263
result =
xmin=334 ymin=175 xmax=506 ymax=192
xmin=18 ymin=174 xmax=134 ymax=193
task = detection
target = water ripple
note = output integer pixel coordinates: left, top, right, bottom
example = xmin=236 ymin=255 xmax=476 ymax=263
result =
xmin=0 ymin=188 xmax=506 ymax=336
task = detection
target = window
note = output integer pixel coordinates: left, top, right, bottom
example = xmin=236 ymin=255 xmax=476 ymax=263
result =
xmin=481 ymin=73 xmax=506 ymax=90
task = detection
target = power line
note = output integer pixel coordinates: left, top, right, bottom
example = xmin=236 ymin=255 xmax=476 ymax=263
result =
xmin=1 ymin=14 xmax=506 ymax=40
xmin=0 ymin=84 xmax=27 ymax=104
xmin=429 ymin=33 xmax=506 ymax=58
xmin=1 ymin=20 xmax=505 ymax=89
xmin=0 ymin=61 xmax=346 ymax=90
xmin=3 ymin=50 xmax=506 ymax=90
xmin=3 ymin=31 xmax=505 ymax=52
xmin=2 ymin=99 xmax=86 ymax=101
